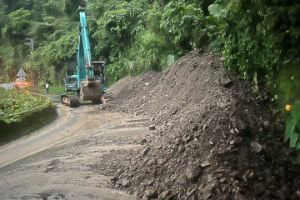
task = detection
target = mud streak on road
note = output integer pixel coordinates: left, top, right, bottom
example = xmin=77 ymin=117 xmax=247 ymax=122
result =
xmin=0 ymin=104 xmax=149 ymax=200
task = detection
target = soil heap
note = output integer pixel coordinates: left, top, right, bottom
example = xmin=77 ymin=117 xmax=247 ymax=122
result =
xmin=104 ymin=51 xmax=300 ymax=200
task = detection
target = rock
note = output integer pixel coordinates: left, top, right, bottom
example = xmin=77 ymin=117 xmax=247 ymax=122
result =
xmin=110 ymin=176 xmax=118 ymax=182
xmin=165 ymin=194 xmax=178 ymax=200
xmin=115 ymin=179 xmax=123 ymax=187
xmin=220 ymin=177 xmax=226 ymax=183
xmin=147 ymin=179 xmax=154 ymax=186
xmin=230 ymin=170 xmax=238 ymax=178
xmin=263 ymin=121 xmax=271 ymax=130
xmin=185 ymin=188 xmax=197 ymax=200
xmin=219 ymin=57 xmax=225 ymax=61
xmin=142 ymin=147 xmax=151 ymax=157
xmin=157 ymin=159 xmax=166 ymax=165
xmin=144 ymin=188 xmax=158 ymax=199
xmin=254 ymin=181 xmax=265 ymax=195
xmin=147 ymin=158 xmax=157 ymax=165
xmin=175 ymin=138 xmax=182 ymax=146
xmin=200 ymin=161 xmax=210 ymax=168
xmin=274 ymin=122 xmax=284 ymax=132
xmin=158 ymin=191 xmax=171 ymax=200
xmin=237 ymin=120 xmax=248 ymax=130
xmin=234 ymin=191 xmax=246 ymax=200
xmin=250 ymin=141 xmax=263 ymax=153
xmin=141 ymin=139 xmax=147 ymax=145
xmin=185 ymin=165 xmax=202 ymax=183
xmin=178 ymin=145 xmax=185 ymax=153
xmin=44 ymin=166 xmax=54 ymax=173
xmin=149 ymin=125 xmax=156 ymax=130
xmin=278 ymin=185 xmax=289 ymax=199
xmin=242 ymin=170 xmax=250 ymax=182
xmin=296 ymin=190 xmax=300 ymax=198
xmin=234 ymin=128 xmax=239 ymax=134
xmin=122 ymin=179 xmax=130 ymax=187
xmin=235 ymin=137 xmax=243 ymax=145
xmin=221 ymin=77 xmax=232 ymax=88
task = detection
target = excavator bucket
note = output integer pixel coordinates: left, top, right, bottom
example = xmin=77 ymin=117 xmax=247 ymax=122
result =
xmin=80 ymin=80 xmax=103 ymax=104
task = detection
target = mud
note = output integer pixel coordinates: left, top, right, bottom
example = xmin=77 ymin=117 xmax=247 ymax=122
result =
xmin=0 ymin=105 xmax=150 ymax=200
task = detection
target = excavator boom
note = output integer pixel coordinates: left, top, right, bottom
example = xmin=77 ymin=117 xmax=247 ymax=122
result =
xmin=78 ymin=11 xmax=94 ymax=82
xmin=61 ymin=9 xmax=104 ymax=107
xmin=76 ymin=10 xmax=102 ymax=103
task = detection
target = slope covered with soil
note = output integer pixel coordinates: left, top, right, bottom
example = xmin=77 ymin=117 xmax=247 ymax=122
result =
xmin=104 ymin=51 xmax=300 ymax=200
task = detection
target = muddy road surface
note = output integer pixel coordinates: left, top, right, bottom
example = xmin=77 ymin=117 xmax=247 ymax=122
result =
xmin=0 ymin=104 xmax=149 ymax=200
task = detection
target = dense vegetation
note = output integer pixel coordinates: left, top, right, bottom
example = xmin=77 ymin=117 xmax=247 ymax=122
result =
xmin=0 ymin=0 xmax=298 ymax=102
xmin=0 ymin=89 xmax=52 ymax=124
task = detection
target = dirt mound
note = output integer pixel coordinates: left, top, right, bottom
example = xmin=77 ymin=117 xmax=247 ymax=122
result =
xmin=107 ymin=76 xmax=134 ymax=97
xmin=104 ymin=52 xmax=300 ymax=199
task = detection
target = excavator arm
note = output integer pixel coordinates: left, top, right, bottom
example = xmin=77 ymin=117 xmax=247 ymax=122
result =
xmin=76 ymin=10 xmax=103 ymax=103
xmin=61 ymin=9 xmax=104 ymax=107
xmin=77 ymin=11 xmax=94 ymax=82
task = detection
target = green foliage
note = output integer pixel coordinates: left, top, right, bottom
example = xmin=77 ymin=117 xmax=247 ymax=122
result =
xmin=285 ymin=103 xmax=300 ymax=151
xmin=0 ymin=0 xmax=214 ymax=84
xmin=0 ymin=89 xmax=52 ymax=124
xmin=160 ymin=0 xmax=208 ymax=49
xmin=29 ymin=22 xmax=55 ymax=42
xmin=90 ymin=0 xmax=212 ymax=81
xmin=208 ymin=4 xmax=225 ymax=18
xmin=0 ymin=0 xmax=78 ymax=85
xmin=276 ymin=66 xmax=300 ymax=105
xmin=64 ymin=0 xmax=86 ymax=18
xmin=92 ymin=0 xmax=148 ymax=56
xmin=208 ymin=0 xmax=300 ymax=91
xmin=46 ymin=85 xmax=70 ymax=95
xmin=0 ymin=0 xmax=8 ymax=36
xmin=2 ymin=8 xmax=31 ymax=40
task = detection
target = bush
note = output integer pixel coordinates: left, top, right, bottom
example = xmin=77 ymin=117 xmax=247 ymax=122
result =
xmin=285 ymin=102 xmax=300 ymax=162
xmin=0 ymin=89 xmax=52 ymax=124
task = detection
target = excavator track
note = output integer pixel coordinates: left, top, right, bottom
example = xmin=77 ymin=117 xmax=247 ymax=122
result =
xmin=61 ymin=95 xmax=80 ymax=107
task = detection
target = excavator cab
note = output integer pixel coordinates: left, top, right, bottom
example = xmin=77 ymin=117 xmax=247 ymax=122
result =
xmin=92 ymin=61 xmax=107 ymax=92
xmin=65 ymin=71 xmax=78 ymax=92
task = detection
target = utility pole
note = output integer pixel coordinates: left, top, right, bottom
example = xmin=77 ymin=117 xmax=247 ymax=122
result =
xmin=25 ymin=38 xmax=34 ymax=50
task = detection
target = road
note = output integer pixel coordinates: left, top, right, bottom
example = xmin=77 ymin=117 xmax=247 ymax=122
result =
xmin=0 ymin=102 xmax=149 ymax=200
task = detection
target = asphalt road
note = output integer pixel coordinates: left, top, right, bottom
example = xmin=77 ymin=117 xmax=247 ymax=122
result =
xmin=0 ymin=103 xmax=149 ymax=200
xmin=0 ymin=105 xmax=74 ymax=168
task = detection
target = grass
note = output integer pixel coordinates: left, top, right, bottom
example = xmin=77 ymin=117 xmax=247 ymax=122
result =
xmin=29 ymin=85 xmax=76 ymax=95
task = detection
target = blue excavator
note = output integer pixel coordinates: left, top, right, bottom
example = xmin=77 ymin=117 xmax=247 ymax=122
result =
xmin=61 ymin=9 xmax=106 ymax=107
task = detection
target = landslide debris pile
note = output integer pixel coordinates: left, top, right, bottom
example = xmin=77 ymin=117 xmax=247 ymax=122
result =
xmin=104 ymin=52 xmax=300 ymax=200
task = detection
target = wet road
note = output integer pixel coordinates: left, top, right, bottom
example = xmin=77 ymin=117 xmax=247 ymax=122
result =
xmin=0 ymin=102 xmax=149 ymax=200
xmin=0 ymin=105 xmax=74 ymax=168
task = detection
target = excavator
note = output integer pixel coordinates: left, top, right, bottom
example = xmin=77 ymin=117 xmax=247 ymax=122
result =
xmin=61 ymin=8 xmax=106 ymax=107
